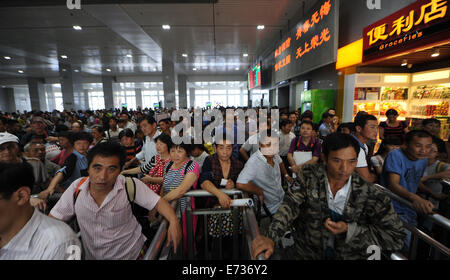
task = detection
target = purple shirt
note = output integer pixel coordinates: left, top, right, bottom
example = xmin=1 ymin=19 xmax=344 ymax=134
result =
xmin=288 ymin=136 xmax=322 ymax=158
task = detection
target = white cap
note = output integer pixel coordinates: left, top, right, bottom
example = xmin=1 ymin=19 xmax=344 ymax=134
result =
xmin=0 ymin=132 xmax=19 ymax=146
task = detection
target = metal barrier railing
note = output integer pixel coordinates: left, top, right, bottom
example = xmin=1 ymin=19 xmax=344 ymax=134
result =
xmin=145 ymin=184 xmax=448 ymax=260
xmin=242 ymin=196 xmax=266 ymax=260
xmin=143 ymin=200 xmax=178 ymax=260
xmin=374 ymin=184 xmax=450 ymax=260
xmin=390 ymin=252 xmax=408 ymax=260
xmin=148 ymin=189 xmax=265 ymax=260
xmin=374 ymin=184 xmax=450 ymax=231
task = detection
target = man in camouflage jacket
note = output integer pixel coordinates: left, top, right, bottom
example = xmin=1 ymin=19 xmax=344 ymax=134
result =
xmin=252 ymin=133 xmax=406 ymax=260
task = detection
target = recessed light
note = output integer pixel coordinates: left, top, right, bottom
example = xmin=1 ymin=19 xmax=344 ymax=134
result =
xmin=162 ymin=25 xmax=171 ymax=30
xmin=4 ymin=56 xmax=11 ymax=60
xmin=106 ymin=68 xmax=111 ymax=72
xmin=74 ymin=69 xmax=79 ymax=72
xmin=243 ymin=53 xmax=248 ymax=57
xmin=193 ymin=67 xmax=197 ymax=71
xmin=126 ymin=54 xmax=133 ymax=58
xmin=257 ymin=25 xmax=265 ymax=30
xmin=18 ymin=70 xmax=24 ymax=74
xmin=73 ymin=25 xmax=82 ymax=30
xmin=235 ymin=67 xmax=239 ymax=70
xmin=153 ymin=67 xmax=157 ymax=71
xmin=431 ymin=49 xmax=440 ymax=58
xmin=61 ymin=55 xmax=68 ymax=59
xmin=62 ymin=69 xmax=67 ymax=72
xmin=182 ymin=53 xmax=188 ymax=57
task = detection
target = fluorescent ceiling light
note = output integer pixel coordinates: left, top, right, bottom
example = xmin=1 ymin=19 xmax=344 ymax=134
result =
xmin=235 ymin=67 xmax=239 ymax=70
xmin=106 ymin=68 xmax=111 ymax=72
xmin=61 ymin=55 xmax=68 ymax=59
xmin=73 ymin=25 xmax=82 ymax=30
xmin=182 ymin=53 xmax=188 ymax=57
xmin=18 ymin=70 xmax=24 ymax=73
xmin=243 ymin=53 xmax=248 ymax=57
xmin=193 ymin=67 xmax=197 ymax=71
xmin=74 ymin=69 xmax=80 ymax=72
xmin=384 ymin=75 xmax=408 ymax=83
xmin=257 ymin=25 xmax=265 ymax=30
xmin=4 ymin=56 xmax=11 ymax=60
xmin=162 ymin=25 xmax=171 ymax=30
xmin=126 ymin=54 xmax=133 ymax=58
xmin=413 ymin=70 xmax=450 ymax=83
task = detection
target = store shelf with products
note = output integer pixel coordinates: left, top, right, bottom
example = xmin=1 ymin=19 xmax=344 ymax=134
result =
xmin=350 ymin=71 xmax=450 ymax=126
xmin=352 ymin=85 xmax=409 ymax=121
xmin=409 ymin=84 xmax=450 ymax=118
xmin=409 ymin=83 xmax=450 ymax=141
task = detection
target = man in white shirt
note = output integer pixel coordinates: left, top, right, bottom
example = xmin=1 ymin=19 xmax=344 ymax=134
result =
xmin=239 ymin=117 xmax=271 ymax=162
xmin=0 ymin=161 xmax=81 ymax=260
xmin=237 ymin=131 xmax=294 ymax=233
xmin=352 ymin=114 xmax=378 ymax=183
xmin=126 ymin=115 xmax=161 ymax=169
xmin=279 ymin=120 xmax=296 ymax=157
xmin=120 ymin=112 xmax=137 ymax=133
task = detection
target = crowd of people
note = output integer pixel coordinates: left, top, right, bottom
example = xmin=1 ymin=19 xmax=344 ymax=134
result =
xmin=0 ymin=106 xmax=448 ymax=260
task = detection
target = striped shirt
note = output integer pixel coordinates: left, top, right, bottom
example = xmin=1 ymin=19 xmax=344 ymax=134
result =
xmin=0 ymin=209 xmax=81 ymax=260
xmin=140 ymin=155 xmax=157 ymax=174
xmin=125 ymin=145 xmax=140 ymax=162
xmin=50 ymin=175 xmax=160 ymax=260
xmin=163 ymin=160 xmax=200 ymax=214
xmin=380 ymin=121 xmax=407 ymax=143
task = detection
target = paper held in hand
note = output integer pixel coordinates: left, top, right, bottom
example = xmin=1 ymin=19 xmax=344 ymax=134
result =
xmin=293 ymin=151 xmax=312 ymax=165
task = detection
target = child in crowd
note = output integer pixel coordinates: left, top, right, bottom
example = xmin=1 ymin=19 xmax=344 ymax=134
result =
xmin=190 ymin=144 xmax=209 ymax=172
xmin=370 ymin=136 xmax=402 ymax=178
xmin=119 ymin=129 xmax=142 ymax=170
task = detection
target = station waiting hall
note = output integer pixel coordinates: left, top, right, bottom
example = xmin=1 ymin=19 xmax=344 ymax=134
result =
xmin=0 ymin=0 xmax=449 ymax=261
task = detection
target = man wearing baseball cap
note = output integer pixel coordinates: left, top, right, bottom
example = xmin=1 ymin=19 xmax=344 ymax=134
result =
xmin=0 ymin=132 xmax=21 ymax=164
xmin=0 ymin=132 xmax=47 ymax=211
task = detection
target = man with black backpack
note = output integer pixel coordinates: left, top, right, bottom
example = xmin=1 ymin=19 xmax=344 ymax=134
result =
xmin=49 ymin=142 xmax=181 ymax=260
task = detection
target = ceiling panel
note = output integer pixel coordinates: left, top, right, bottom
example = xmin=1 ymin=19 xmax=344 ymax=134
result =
xmin=0 ymin=1 xmax=312 ymax=80
xmin=121 ymin=4 xmax=213 ymax=26
xmin=143 ymin=26 xmax=215 ymax=56
xmin=0 ymin=7 xmax=105 ymax=29
xmin=214 ymin=0 xmax=301 ymax=26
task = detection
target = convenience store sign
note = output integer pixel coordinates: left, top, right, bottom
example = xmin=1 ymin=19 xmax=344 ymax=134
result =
xmin=363 ymin=0 xmax=450 ymax=62
xmin=272 ymin=0 xmax=338 ymax=84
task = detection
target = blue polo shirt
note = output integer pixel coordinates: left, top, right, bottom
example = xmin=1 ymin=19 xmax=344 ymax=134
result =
xmin=380 ymin=149 xmax=428 ymax=220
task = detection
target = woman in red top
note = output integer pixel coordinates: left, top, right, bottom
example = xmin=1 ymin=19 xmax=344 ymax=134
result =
xmin=51 ymin=131 xmax=73 ymax=166
xmin=121 ymin=133 xmax=172 ymax=195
